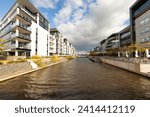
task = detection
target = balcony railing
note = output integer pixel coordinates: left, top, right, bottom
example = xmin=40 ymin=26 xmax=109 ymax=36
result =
xmin=19 ymin=33 xmax=30 ymax=40
xmin=11 ymin=33 xmax=30 ymax=41
xmin=18 ymin=45 xmax=30 ymax=49
xmin=12 ymin=22 xmax=31 ymax=31
xmin=19 ymin=13 xmax=32 ymax=23
xmin=20 ymin=6 xmax=36 ymax=20
xmin=19 ymin=23 xmax=31 ymax=31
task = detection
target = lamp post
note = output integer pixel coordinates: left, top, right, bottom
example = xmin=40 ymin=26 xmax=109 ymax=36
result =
xmin=126 ymin=51 xmax=129 ymax=58
xmin=135 ymin=50 xmax=139 ymax=58
xmin=145 ymin=49 xmax=150 ymax=58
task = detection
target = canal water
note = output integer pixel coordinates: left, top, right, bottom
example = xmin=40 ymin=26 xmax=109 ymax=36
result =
xmin=0 ymin=58 xmax=150 ymax=100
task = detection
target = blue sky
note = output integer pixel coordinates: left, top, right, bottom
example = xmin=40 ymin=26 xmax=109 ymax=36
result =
xmin=0 ymin=0 xmax=136 ymax=53
xmin=0 ymin=0 xmax=15 ymax=19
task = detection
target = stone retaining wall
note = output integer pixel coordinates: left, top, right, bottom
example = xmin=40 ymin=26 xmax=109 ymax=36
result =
xmin=0 ymin=62 xmax=31 ymax=78
xmin=0 ymin=59 xmax=68 ymax=82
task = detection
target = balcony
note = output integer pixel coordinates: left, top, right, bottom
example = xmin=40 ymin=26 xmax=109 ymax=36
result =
xmin=19 ymin=23 xmax=31 ymax=31
xmin=18 ymin=45 xmax=30 ymax=50
xmin=12 ymin=22 xmax=31 ymax=33
xmin=19 ymin=33 xmax=30 ymax=40
xmin=20 ymin=6 xmax=36 ymax=20
xmin=10 ymin=42 xmax=31 ymax=51
xmin=11 ymin=33 xmax=31 ymax=42
xmin=19 ymin=14 xmax=31 ymax=23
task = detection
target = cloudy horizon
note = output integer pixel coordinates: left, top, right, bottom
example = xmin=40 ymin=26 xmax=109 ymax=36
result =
xmin=0 ymin=0 xmax=137 ymax=53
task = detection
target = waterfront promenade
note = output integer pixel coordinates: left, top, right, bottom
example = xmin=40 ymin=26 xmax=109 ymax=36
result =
xmin=89 ymin=56 xmax=150 ymax=77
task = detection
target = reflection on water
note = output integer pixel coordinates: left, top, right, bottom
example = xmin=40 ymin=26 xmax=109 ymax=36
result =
xmin=0 ymin=58 xmax=150 ymax=100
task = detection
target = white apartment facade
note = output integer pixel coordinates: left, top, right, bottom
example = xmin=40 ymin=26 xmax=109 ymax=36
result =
xmin=63 ymin=38 xmax=76 ymax=55
xmin=0 ymin=0 xmax=50 ymax=57
xmin=50 ymin=29 xmax=76 ymax=56
xmin=50 ymin=28 xmax=63 ymax=55
xmin=49 ymin=35 xmax=56 ymax=55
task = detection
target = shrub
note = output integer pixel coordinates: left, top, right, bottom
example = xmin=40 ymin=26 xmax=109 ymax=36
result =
xmin=31 ymin=55 xmax=42 ymax=59
xmin=7 ymin=59 xmax=26 ymax=64
xmin=42 ymin=56 xmax=50 ymax=58
xmin=17 ymin=58 xmax=27 ymax=62
xmin=7 ymin=61 xmax=15 ymax=64
xmin=65 ymin=56 xmax=75 ymax=60
xmin=51 ymin=55 xmax=60 ymax=63
xmin=0 ymin=61 xmax=3 ymax=65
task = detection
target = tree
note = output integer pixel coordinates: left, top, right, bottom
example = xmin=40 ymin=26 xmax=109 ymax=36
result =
xmin=0 ymin=38 xmax=6 ymax=55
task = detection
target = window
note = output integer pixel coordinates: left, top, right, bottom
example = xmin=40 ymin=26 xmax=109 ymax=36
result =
xmin=141 ymin=37 xmax=150 ymax=43
xmin=145 ymin=27 xmax=150 ymax=33
xmin=145 ymin=37 xmax=150 ymax=42
xmin=140 ymin=20 xmax=145 ymax=25
xmin=145 ymin=18 xmax=149 ymax=23
xmin=140 ymin=17 xmax=150 ymax=25
xmin=140 ymin=27 xmax=150 ymax=34
xmin=141 ymin=39 xmax=145 ymax=43
xmin=39 ymin=14 xmax=49 ymax=31
xmin=11 ymin=41 xmax=15 ymax=45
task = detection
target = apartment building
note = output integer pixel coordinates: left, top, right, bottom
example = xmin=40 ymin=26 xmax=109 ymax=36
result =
xmin=99 ymin=39 xmax=107 ymax=53
xmin=50 ymin=28 xmax=63 ymax=55
xmin=62 ymin=38 xmax=76 ymax=55
xmin=119 ymin=25 xmax=132 ymax=47
xmin=130 ymin=0 xmax=150 ymax=46
xmin=0 ymin=0 xmax=50 ymax=57
xmin=105 ymin=33 xmax=120 ymax=50
xmin=92 ymin=0 xmax=150 ymax=56
xmin=63 ymin=38 xmax=68 ymax=55
xmin=49 ymin=35 xmax=56 ymax=55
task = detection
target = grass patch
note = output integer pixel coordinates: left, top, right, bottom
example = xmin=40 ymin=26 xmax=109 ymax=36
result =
xmin=30 ymin=56 xmax=45 ymax=67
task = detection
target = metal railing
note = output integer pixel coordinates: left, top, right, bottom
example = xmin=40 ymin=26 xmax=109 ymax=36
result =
xmin=102 ymin=56 xmax=150 ymax=64
xmin=19 ymin=14 xmax=32 ymax=23
xmin=19 ymin=23 xmax=31 ymax=31
xmin=19 ymin=33 xmax=30 ymax=40
xmin=20 ymin=6 xmax=36 ymax=20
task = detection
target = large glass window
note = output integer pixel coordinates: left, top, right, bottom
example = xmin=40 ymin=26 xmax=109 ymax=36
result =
xmin=39 ymin=14 xmax=49 ymax=31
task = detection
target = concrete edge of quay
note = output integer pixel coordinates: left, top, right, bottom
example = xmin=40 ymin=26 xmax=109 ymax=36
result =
xmin=100 ymin=58 xmax=150 ymax=78
xmin=88 ymin=57 xmax=150 ymax=78
xmin=0 ymin=59 xmax=68 ymax=83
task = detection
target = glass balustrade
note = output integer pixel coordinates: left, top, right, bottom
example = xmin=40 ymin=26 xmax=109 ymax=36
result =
xmin=20 ymin=6 xmax=36 ymax=20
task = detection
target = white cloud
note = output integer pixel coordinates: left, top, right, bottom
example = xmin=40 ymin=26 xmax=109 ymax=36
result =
xmin=31 ymin=0 xmax=59 ymax=9
xmin=54 ymin=0 xmax=136 ymax=53
xmin=54 ymin=0 xmax=87 ymax=25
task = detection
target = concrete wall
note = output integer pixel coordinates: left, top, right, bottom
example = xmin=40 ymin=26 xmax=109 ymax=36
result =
xmin=101 ymin=59 xmax=150 ymax=74
xmin=31 ymin=21 xmax=50 ymax=56
xmin=0 ymin=62 xmax=31 ymax=77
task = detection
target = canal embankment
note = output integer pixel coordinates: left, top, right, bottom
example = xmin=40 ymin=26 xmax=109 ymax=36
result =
xmin=89 ymin=57 xmax=102 ymax=62
xmin=100 ymin=58 xmax=150 ymax=77
xmin=0 ymin=58 xmax=68 ymax=82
